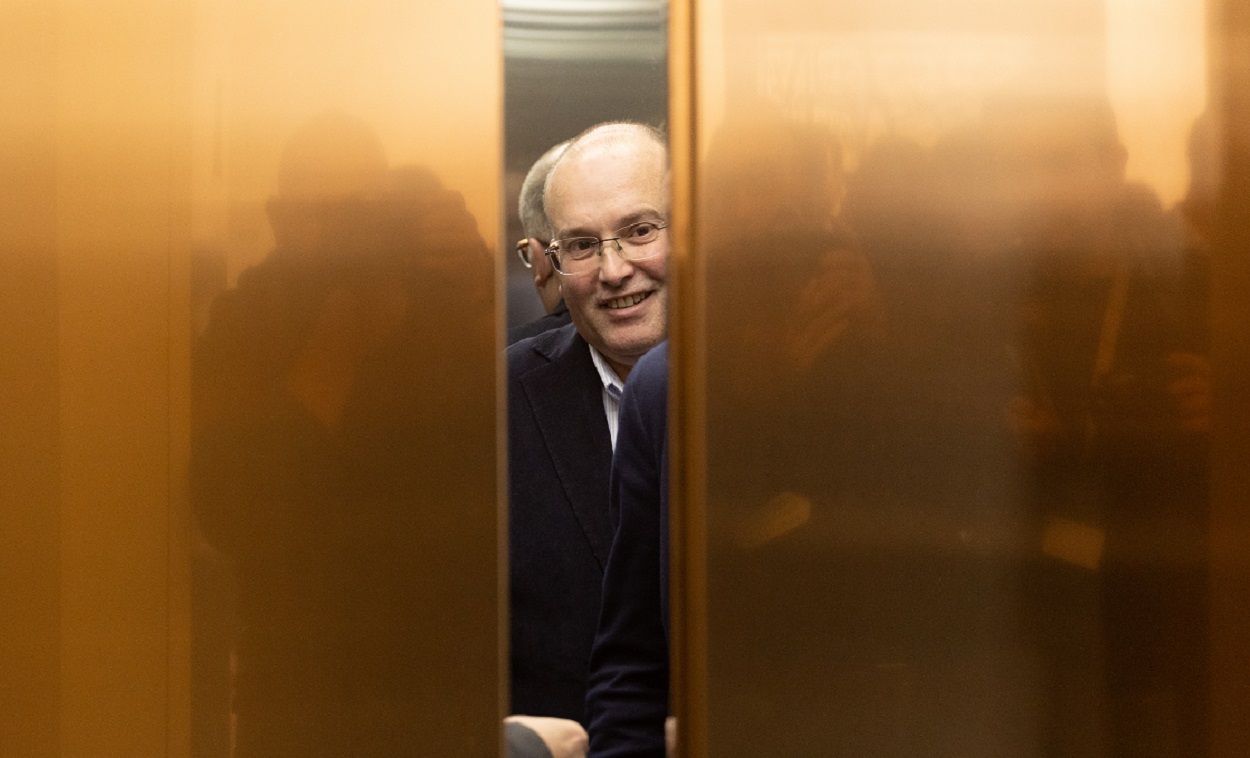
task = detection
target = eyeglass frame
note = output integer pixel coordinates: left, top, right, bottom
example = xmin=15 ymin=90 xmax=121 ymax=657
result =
xmin=544 ymin=219 xmax=669 ymax=276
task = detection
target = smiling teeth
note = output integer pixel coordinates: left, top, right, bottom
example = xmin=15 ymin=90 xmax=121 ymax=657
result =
xmin=606 ymin=292 xmax=648 ymax=309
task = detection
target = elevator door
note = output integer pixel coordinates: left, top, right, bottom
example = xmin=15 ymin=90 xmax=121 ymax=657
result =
xmin=0 ymin=2 xmax=504 ymax=756
xmin=669 ymin=1 xmax=1249 ymax=755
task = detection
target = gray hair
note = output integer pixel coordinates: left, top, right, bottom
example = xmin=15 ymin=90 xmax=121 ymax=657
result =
xmin=518 ymin=141 xmax=570 ymax=241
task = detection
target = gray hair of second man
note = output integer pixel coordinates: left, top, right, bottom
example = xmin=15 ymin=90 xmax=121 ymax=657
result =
xmin=518 ymin=140 xmax=570 ymax=242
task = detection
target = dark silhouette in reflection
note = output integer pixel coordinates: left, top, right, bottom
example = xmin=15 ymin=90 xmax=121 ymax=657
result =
xmin=985 ymin=95 xmax=1209 ymax=758
xmin=190 ymin=112 xmax=495 ymax=757
xmin=701 ymin=111 xmax=974 ymax=757
xmin=703 ymin=92 xmax=1211 ymax=756
xmin=834 ymin=95 xmax=1210 ymax=757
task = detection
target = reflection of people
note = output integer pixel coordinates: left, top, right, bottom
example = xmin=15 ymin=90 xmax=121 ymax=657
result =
xmin=508 ymin=122 xmax=670 ymax=724
xmin=984 ymin=95 xmax=1210 ymax=758
xmin=190 ymin=111 xmax=495 ymax=756
xmin=585 ymin=342 xmax=669 ymax=757
xmin=696 ymin=108 xmax=1045 ymax=755
xmin=510 ymin=140 xmax=573 ymax=344
xmin=710 ymin=231 xmax=945 ymax=757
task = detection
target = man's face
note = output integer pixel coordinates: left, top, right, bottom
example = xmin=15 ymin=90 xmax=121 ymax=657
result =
xmin=546 ymin=134 xmax=669 ymax=376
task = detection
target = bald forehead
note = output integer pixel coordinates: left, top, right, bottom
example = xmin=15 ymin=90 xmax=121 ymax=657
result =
xmin=544 ymin=125 xmax=668 ymax=222
xmin=563 ymin=123 xmax=665 ymax=160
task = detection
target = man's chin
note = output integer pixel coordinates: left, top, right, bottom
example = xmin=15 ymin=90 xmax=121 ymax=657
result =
xmin=602 ymin=333 xmax=665 ymax=365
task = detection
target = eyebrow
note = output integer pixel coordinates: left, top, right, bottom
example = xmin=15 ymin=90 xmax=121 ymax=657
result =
xmin=557 ymin=208 xmax=665 ymax=239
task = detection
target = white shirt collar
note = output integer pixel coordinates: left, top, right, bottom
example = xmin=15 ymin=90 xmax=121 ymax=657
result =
xmin=588 ymin=345 xmax=625 ymax=449
xmin=588 ymin=344 xmax=624 ymax=400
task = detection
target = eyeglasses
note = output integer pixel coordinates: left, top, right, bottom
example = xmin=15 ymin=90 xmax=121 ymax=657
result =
xmin=545 ymin=220 xmax=668 ymax=276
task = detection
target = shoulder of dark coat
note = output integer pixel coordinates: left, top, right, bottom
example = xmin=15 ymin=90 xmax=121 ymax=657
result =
xmin=625 ymin=341 xmax=668 ymax=399
xmin=506 ymin=322 xmax=582 ymax=378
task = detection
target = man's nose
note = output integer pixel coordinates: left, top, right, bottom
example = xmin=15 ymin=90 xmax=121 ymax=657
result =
xmin=598 ymin=239 xmax=633 ymax=281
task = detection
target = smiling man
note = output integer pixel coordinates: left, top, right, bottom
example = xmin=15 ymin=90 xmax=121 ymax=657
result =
xmin=507 ymin=122 xmax=670 ymax=724
xmin=542 ymin=123 xmax=669 ymax=380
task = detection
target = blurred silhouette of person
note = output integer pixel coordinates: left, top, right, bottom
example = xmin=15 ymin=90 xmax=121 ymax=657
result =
xmin=190 ymin=111 xmax=496 ymax=757
xmin=985 ymin=94 xmax=1210 ymax=757
xmin=838 ymin=94 xmax=1212 ymax=756
xmin=691 ymin=104 xmax=1057 ymax=754
xmin=510 ymin=140 xmax=574 ymax=345
xmin=685 ymin=110 xmax=1047 ymax=757
xmin=188 ymin=241 xmax=237 ymax=758
xmin=1094 ymin=111 xmax=1212 ymax=758
xmin=842 ymin=136 xmax=940 ymax=269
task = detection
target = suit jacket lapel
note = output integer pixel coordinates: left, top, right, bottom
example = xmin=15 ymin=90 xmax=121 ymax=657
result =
xmin=520 ymin=328 xmax=614 ymax=568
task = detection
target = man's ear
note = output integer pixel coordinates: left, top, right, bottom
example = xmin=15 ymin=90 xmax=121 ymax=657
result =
xmin=530 ymin=239 xmax=553 ymax=286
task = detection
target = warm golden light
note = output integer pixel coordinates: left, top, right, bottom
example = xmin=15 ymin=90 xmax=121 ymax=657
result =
xmin=1106 ymin=0 xmax=1207 ymax=207
xmin=674 ymin=0 xmax=1227 ymax=755
xmin=3 ymin=1 xmax=502 ymax=756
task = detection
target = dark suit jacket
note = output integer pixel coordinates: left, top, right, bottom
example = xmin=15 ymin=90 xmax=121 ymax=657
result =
xmin=508 ymin=323 xmax=614 ymax=722
xmin=586 ymin=342 xmax=669 ymax=757
xmin=507 ymin=300 xmax=573 ymax=346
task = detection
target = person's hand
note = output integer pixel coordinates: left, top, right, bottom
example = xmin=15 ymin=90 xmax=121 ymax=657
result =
xmin=505 ymin=715 xmax=588 ymax=758
xmin=1166 ymin=351 xmax=1211 ymax=434
xmin=285 ymin=282 xmax=411 ymax=429
xmin=782 ymin=247 xmax=880 ymax=370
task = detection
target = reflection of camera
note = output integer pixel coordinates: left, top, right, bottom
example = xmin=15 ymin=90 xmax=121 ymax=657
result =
xmin=316 ymin=195 xmax=406 ymax=276
xmin=268 ymin=164 xmax=489 ymax=298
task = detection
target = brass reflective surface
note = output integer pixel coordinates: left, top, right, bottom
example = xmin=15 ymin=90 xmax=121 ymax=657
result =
xmin=673 ymin=0 xmax=1247 ymax=755
xmin=1 ymin=1 xmax=502 ymax=756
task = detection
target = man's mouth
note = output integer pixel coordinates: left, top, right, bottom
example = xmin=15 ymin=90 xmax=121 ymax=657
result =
xmin=604 ymin=291 xmax=651 ymax=310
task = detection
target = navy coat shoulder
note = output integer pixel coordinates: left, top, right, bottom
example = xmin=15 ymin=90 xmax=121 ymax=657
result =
xmin=586 ymin=342 xmax=669 ymax=757
xmin=508 ymin=323 xmax=614 ymax=722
